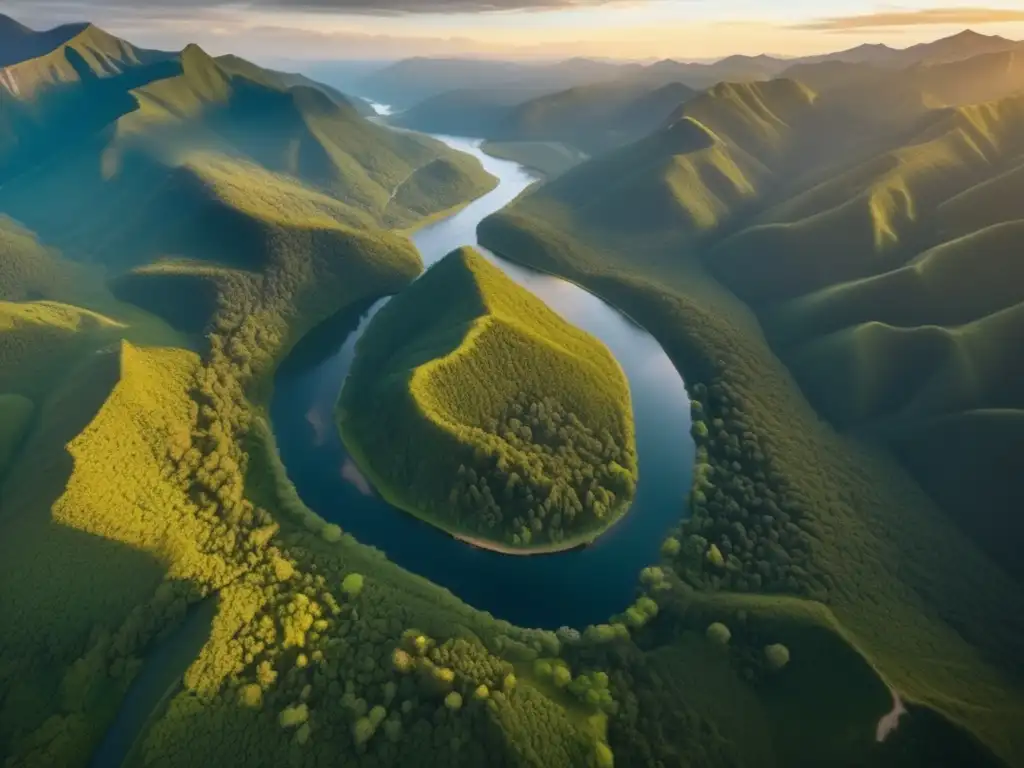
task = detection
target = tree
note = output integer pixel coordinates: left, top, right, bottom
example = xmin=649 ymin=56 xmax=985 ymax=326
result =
xmin=706 ymin=623 xmax=731 ymax=645
xmin=765 ymin=643 xmax=790 ymax=671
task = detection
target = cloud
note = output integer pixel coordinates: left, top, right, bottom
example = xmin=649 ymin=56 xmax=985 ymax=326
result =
xmin=2 ymin=0 xmax=622 ymax=19
xmin=795 ymin=7 xmax=1024 ymax=32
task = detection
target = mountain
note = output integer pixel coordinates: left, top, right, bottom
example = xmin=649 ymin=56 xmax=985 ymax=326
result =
xmin=479 ymin=74 xmax=1024 ymax=767
xmin=337 ymin=247 xmax=637 ymax=551
xmin=491 ymin=79 xmax=698 ymax=154
xmin=501 ymin=79 xmax=818 ymax=235
xmin=391 ymin=85 xmax=553 ymax=136
xmin=794 ymin=30 xmax=1020 ymax=69
xmin=0 ymin=16 xmax=508 ymax=767
xmin=0 ymin=13 xmax=90 ymax=67
xmin=355 ymin=57 xmax=621 ymax=109
xmin=898 ymin=29 xmax=1019 ymax=65
xmin=795 ymin=42 xmax=903 ymax=66
xmin=1 ymin=41 xmax=495 ymax=245
xmin=630 ymin=54 xmax=789 ymax=90
xmin=0 ymin=22 xmax=162 ymax=100
xmin=215 ymin=54 xmax=375 ymax=116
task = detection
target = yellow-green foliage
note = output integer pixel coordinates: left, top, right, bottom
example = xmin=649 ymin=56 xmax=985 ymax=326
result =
xmin=0 ymin=300 xmax=123 ymax=397
xmin=521 ymin=115 xmax=765 ymax=236
xmin=668 ymin=79 xmax=817 ymax=161
xmin=1 ymin=41 xmax=495 ymax=267
xmin=479 ymin=159 xmax=1024 ymax=764
xmin=0 ymin=217 xmax=72 ymax=301
xmin=711 ymin=91 xmax=1024 ymax=304
xmin=0 ymin=23 xmax=145 ymax=101
xmin=0 ymin=26 xmax=594 ymax=766
xmin=0 ymin=393 xmax=34 ymax=472
xmin=339 ymin=247 xmax=637 ymax=548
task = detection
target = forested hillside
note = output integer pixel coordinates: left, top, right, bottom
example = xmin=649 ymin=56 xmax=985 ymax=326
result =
xmin=3 ymin=11 xmax=1024 ymax=768
xmin=338 ymin=248 xmax=637 ymax=551
xmin=480 ymin=68 xmax=1024 ymax=767
xmin=1 ymin=20 xmax=608 ymax=768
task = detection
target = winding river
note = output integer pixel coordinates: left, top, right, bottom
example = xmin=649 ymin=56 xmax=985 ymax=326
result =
xmin=271 ymin=130 xmax=695 ymax=630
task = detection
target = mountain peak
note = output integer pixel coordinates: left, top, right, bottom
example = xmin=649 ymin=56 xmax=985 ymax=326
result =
xmin=0 ymin=12 xmax=32 ymax=36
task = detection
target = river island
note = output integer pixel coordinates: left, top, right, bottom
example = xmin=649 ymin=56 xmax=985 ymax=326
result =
xmin=337 ymin=246 xmax=638 ymax=553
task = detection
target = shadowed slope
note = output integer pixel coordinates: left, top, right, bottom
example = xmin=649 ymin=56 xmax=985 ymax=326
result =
xmin=492 ymin=79 xmax=698 ymax=154
xmin=0 ymin=42 xmax=495 ymax=271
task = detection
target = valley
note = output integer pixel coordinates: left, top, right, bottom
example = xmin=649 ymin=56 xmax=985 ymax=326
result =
xmin=0 ymin=9 xmax=1022 ymax=768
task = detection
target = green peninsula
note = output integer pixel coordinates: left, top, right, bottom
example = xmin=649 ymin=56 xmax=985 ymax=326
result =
xmin=338 ymin=247 xmax=637 ymax=552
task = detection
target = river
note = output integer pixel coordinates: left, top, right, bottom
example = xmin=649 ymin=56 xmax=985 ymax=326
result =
xmin=271 ymin=130 xmax=694 ymax=630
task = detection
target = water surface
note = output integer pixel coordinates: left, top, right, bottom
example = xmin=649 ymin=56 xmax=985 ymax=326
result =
xmin=272 ymin=134 xmax=694 ymax=629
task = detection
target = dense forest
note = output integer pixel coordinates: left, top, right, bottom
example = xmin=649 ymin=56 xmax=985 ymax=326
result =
xmin=479 ymin=52 xmax=1024 ymax=766
xmin=338 ymin=248 xmax=637 ymax=549
xmin=2 ymin=9 xmax=1023 ymax=768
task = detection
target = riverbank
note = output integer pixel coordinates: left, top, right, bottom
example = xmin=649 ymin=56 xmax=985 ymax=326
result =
xmin=476 ymin=203 xmax=1024 ymax=765
xmin=480 ymin=140 xmax=587 ymax=179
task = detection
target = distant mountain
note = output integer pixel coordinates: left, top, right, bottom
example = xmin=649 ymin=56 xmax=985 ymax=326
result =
xmin=0 ymin=21 xmax=168 ymax=101
xmin=631 ymin=54 xmax=789 ymax=90
xmin=795 ymin=42 xmax=903 ymax=67
xmin=783 ymin=47 xmax=1024 ymax=118
xmin=215 ymin=54 xmax=375 ymax=116
xmin=898 ymin=29 xmax=1019 ymax=65
xmin=1 ymin=36 xmax=496 ymax=260
xmin=492 ymin=79 xmax=698 ymax=154
xmin=0 ymin=13 xmax=89 ymax=67
xmin=391 ymin=86 xmax=551 ymax=136
xmin=500 ymin=79 xmax=817 ymax=237
xmin=355 ymin=57 xmax=608 ymax=109
xmin=355 ymin=30 xmax=1022 ymax=116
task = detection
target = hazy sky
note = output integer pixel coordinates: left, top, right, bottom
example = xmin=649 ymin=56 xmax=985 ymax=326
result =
xmin=7 ymin=1 xmax=1024 ymax=62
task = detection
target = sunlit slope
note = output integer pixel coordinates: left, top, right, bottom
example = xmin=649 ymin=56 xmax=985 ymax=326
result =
xmin=478 ymin=81 xmax=1024 ymax=759
xmin=0 ymin=300 xmax=124 ymax=397
xmin=699 ymin=91 xmax=1024 ymax=584
xmin=0 ymin=14 xmax=90 ymax=68
xmin=0 ymin=217 xmax=74 ymax=301
xmin=767 ymin=220 xmax=1024 ymax=345
xmin=784 ymin=49 xmax=1024 ymax=115
xmin=0 ymin=41 xmax=495 ymax=246
xmin=0 ymin=157 xmax=425 ymax=764
xmin=517 ymin=116 xmax=764 ymax=235
xmin=666 ymin=79 xmax=817 ymax=162
xmin=501 ymin=79 xmax=830 ymax=238
xmin=711 ymin=92 xmax=1024 ymax=303
xmin=0 ymin=343 xmax=216 ymax=757
xmin=0 ymin=22 xmax=156 ymax=99
xmin=339 ymin=247 xmax=637 ymax=550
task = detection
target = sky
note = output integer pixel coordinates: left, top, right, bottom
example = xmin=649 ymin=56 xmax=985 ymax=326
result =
xmin=6 ymin=1 xmax=1024 ymax=62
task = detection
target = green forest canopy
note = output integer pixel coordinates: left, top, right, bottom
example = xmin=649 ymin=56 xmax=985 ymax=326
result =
xmin=338 ymin=247 xmax=637 ymax=549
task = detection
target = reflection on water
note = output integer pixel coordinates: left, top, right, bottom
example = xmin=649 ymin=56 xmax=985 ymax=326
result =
xmin=876 ymin=691 xmax=907 ymax=742
xmin=341 ymin=457 xmax=374 ymax=496
xmin=270 ymin=133 xmax=694 ymax=629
